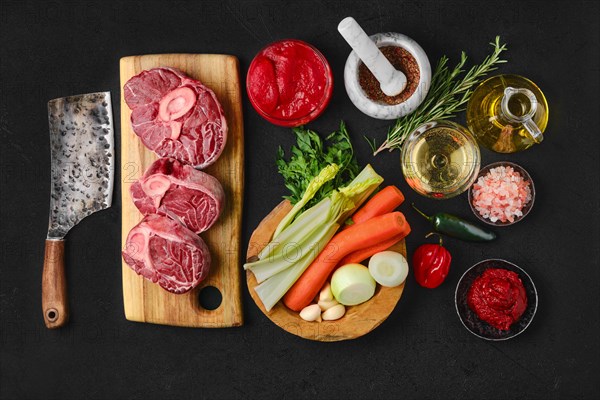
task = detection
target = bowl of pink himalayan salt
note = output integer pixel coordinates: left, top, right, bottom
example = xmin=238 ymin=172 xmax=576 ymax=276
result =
xmin=468 ymin=162 xmax=535 ymax=226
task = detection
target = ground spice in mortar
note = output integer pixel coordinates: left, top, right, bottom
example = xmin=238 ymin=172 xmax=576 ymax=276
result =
xmin=358 ymin=46 xmax=420 ymax=105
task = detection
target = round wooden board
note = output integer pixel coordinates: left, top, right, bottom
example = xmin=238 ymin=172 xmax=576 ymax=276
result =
xmin=246 ymin=200 xmax=406 ymax=342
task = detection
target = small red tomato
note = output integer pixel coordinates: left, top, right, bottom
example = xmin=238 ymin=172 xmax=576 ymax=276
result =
xmin=412 ymin=233 xmax=452 ymax=288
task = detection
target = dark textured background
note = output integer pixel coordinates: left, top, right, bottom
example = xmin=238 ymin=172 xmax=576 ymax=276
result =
xmin=1 ymin=0 xmax=599 ymax=399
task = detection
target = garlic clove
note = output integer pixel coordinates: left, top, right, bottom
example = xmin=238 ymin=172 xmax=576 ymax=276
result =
xmin=319 ymin=282 xmax=334 ymax=302
xmin=317 ymin=299 xmax=339 ymax=311
xmin=299 ymin=304 xmax=322 ymax=322
xmin=322 ymin=304 xmax=346 ymax=321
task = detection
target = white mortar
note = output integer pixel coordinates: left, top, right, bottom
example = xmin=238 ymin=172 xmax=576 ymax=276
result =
xmin=344 ymin=32 xmax=432 ymax=120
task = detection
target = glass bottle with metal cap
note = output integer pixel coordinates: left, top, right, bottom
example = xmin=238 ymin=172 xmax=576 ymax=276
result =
xmin=466 ymin=75 xmax=549 ymax=153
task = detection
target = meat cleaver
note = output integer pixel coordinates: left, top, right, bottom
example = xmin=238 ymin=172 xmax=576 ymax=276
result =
xmin=43 ymin=92 xmax=114 ymax=329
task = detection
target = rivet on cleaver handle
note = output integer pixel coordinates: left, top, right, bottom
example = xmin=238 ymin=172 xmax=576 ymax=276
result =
xmin=43 ymin=91 xmax=114 ymax=329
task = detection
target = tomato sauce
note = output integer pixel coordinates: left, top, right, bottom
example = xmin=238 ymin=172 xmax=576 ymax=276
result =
xmin=467 ymin=268 xmax=528 ymax=331
xmin=247 ymin=39 xmax=333 ymax=127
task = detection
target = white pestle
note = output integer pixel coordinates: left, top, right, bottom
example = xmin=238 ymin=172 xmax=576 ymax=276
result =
xmin=338 ymin=17 xmax=407 ymax=97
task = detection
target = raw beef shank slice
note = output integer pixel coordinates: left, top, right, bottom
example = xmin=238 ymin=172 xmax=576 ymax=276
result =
xmin=130 ymin=157 xmax=225 ymax=234
xmin=124 ymin=67 xmax=227 ymax=169
xmin=122 ymin=214 xmax=211 ymax=294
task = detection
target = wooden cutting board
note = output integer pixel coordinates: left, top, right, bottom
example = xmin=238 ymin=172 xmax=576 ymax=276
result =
xmin=246 ymin=200 xmax=406 ymax=341
xmin=120 ymin=54 xmax=244 ymax=327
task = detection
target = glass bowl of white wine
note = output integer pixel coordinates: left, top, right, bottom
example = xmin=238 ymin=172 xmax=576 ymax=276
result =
xmin=401 ymin=120 xmax=481 ymax=199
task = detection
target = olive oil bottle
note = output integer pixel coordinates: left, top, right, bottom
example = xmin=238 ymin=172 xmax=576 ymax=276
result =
xmin=467 ymin=75 xmax=548 ymax=153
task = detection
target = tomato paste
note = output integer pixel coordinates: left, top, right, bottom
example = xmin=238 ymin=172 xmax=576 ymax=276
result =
xmin=467 ymin=268 xmax=527 ymax=331
xmin=247 ymin=39 xmax=333 ymax=126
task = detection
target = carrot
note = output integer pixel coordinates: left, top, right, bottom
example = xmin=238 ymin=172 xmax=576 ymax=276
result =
xmin=344 ymin=185 xmax=405 ymax=229
xmin=336 ymin=233 xmax=407 ymax=266
xmin=283 ymin=212 xmax=411 ymax=311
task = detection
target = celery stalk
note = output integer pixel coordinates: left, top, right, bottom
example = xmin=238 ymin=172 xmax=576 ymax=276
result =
xmin=254 ymin=224 xmax=340 ymax=312
xmin=248 ymin=217 xmax=335 ymax=283
xmin=258 ymin=197 xmax=331 ymax=260
xmin=273 ymin=164 xmax=339 ymax=238
xmin=338 ymin=164 xmax=383 ymax=222
xmin=246 ymin=197 xmax=334 ymax=282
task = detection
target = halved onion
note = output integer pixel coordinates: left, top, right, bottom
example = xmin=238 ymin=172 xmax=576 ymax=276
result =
xmin=368 ymin=251 xmax=408 ymax=287
xmin=331 ymin=264 xmax=376 ymax=306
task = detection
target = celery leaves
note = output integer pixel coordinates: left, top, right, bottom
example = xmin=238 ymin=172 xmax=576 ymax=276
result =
xmin=276 ymin=121 xmax=360 ymax=209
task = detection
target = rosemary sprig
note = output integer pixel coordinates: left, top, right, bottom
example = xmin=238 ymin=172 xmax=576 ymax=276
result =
xmin=367 ymin=36 xmax=508 ymax=155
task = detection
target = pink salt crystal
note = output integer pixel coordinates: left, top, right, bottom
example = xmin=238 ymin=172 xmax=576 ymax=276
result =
xmin=472 ymin=166 xmax=532 ymax=223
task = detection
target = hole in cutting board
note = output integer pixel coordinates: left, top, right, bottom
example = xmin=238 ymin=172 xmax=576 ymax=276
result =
xmin=199 ymin=286 xmax=222 ymax=310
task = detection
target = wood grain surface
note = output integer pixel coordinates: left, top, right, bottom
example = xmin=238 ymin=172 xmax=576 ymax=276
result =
xmin=120 ymin=54 xmax=244 ymax=328
xmin=42 ymin=239 xmax=69 ymax=329
xmin=246 ymin=200 xmax=406 ymax=341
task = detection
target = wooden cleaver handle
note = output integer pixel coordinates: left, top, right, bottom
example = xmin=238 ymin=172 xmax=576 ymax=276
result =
xmin=42 ymin=239 xmax=69 ymax=328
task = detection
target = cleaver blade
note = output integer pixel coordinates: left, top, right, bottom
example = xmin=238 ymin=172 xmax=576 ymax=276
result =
xmin=43 ymin=91 xmax=114 ymax=329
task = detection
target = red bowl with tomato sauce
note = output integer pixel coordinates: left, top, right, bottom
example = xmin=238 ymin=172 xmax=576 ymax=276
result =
xmin=246 ymin=39 xmax=333 ymax=127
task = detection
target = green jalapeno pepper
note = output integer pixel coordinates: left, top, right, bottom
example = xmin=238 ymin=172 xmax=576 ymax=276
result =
xmin=412 ymin=204 xmax=496 ymax=242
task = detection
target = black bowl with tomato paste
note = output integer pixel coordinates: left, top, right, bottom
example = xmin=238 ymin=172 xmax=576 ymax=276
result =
xmin=455 ymin=259 xmax=538 ymax=341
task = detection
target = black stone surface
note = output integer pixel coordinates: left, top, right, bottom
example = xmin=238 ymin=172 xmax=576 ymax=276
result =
xmin=1 ymin=1 xmax=598 ymax=399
